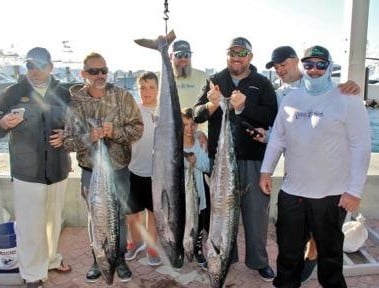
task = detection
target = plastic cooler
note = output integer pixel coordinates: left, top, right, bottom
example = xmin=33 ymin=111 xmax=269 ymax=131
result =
xmin=0 ymin=222 xmax=18 ymax=273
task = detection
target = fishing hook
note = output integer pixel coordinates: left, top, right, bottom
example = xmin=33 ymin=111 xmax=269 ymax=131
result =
xmin=163 ymin=0 xmax=169 ymax=36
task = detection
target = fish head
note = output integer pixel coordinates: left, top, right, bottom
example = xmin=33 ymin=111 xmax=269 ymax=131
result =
xmin=166 ymin=243 xmax=184 ymax=268
xmin=97 ymin=257 xmax=116 ymax=285
xmin=207 ymin=255 xmax=227 ymax=288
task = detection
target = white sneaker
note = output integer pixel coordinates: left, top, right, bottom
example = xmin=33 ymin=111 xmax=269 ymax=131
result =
xmin=125 ymin=241 xmax=146 ymax=261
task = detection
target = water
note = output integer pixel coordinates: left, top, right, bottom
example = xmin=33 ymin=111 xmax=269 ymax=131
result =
xmin=368 ymin=108 xmax=379 ymax=152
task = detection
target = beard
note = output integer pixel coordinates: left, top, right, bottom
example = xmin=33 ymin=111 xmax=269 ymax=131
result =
xmin=86 ymin=78 xmax=107 ymax=89
xmin=173 ymin=63 xmax=192 ymax=78
xmin=228 ymin=64 xmax=250 ymax=78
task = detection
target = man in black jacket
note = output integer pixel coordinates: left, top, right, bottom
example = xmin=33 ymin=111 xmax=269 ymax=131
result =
xmin=0 ymin=47 xmax=71 ymax=288
xmin=194 ymin=37 xmax=277 ymax=281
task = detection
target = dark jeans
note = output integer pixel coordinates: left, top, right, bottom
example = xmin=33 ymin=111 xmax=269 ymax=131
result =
xmin=274 ymin=190 xmax=347 ymax=288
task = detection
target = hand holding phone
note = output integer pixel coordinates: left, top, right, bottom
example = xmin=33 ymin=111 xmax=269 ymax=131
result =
xmin=241 ymin=121 xmax=264 ymax=138
xmin=11 ymin=108 xmax=25 ymax=119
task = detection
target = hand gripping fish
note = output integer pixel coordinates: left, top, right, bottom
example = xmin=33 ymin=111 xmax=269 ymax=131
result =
xmin=207 ymin=98 xmax=241 ymax=288
xmin=134 ymin=31 xmax=186 ymax=268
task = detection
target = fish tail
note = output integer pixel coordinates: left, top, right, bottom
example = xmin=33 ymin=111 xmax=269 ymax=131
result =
xmin=134 ymin=30 xmax=176 ymax=51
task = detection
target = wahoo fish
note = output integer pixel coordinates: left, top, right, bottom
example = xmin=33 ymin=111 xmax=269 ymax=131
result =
xmin=183 ymin=164 xmax=199 ymax=262
xmin=207 ymin=99 xmax=240 ymax=288
xmin=88 ymin=139 xmax=119 ymax=284
xmin=134 ymin=30 xmax=185 ymax=268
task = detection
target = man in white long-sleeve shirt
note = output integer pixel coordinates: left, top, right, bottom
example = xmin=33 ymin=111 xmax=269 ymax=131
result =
xmin=259 ymin=45 xmax=371 ymax=288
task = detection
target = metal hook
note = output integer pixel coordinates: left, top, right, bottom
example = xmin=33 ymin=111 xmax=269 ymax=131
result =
xmin=163 ymin=0 xmax=169 ymax=35
xmin=163 ymin=0 xmax=169 ymax=20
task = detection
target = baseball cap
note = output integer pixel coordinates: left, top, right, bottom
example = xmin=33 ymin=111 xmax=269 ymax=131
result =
xmin=265 ymin=46 xmax=298 ymax=69
xmin=25 ymin=47 xmax=52 ymax=64
xmin=172 ymin=40 xmax=192 ymax=53
xmin=301 ymin=45 xmax=330 ymax=62
xmin=228 ymin=37 xmax=252 ymax=52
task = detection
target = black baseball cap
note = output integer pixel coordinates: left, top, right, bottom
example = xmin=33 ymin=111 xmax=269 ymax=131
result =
xmin=172 ymin=40 xmax=192 ymax=53
xmin=301 ymin=45 xmax=330 ymax=62
xmin=228 ymin=37 xmax=252 ymax=52
xmin=265 ymin=46 xmax=298 ymax=69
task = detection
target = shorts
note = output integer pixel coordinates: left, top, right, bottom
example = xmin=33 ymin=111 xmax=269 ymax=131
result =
xmin=126 ymin=171 xmax=153 ymax=214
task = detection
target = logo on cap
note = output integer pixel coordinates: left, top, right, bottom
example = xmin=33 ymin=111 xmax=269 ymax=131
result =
xmin=301 ymin=45 xmax=330 ymax=62
xmin=172 ymin=40 xmax=191 ymax=53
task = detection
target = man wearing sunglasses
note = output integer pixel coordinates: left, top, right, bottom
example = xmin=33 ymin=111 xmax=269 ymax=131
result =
xmin=260 ymin=45 xmax=362 ymax=283
xmin=170 ymin=40 xmax=209 ymax=141
xmin=0 ymin=47 xmax=72 ymax=287
xmin=265 ymin=46 xmax=360 ymax=105
xmin=63 ymin=52 xmax=143 ymax=283
xmin=194 ymin=37 xmax=278 ymax=282
xmin=259 ymin=45 xmax=371 ymax=287
xmin=170 ymin=40 xmax=208 ymax=110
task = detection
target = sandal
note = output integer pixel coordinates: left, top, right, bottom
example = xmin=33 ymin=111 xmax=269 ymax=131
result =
xmin=49 ymin=260 xmax=72 ymax=273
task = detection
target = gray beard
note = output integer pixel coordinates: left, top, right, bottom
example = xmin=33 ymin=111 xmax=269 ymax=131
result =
xmin=173 ymin=64 xmax=192 ymax=78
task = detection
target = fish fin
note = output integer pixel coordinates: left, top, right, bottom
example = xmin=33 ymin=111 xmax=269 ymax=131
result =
xmin=165 ymin=30 xmax=176 ymax=46
xmin=134 ymin=30 xmax=176 ymax=51
xmin=210 ymin=238 xmax=221 ymax=255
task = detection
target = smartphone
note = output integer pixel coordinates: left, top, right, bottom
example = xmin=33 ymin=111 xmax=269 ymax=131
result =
xmin=11 ymin=108 xmax=25 ymax=118
xmin=241 ymin=121 xmax=264 ymax=138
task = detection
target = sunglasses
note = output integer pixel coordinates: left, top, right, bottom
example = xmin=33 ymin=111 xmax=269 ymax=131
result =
xmin=174 ymin=51 xmax=191 ymax=59
xmin=26 ymin=61 xmax=49 ymax=70
xmin=85 ymin=67 xmax=109 ymax=76
xmin=227 ymin=49 xmax=251 ymax=58
xmin=302 ymin=60 xmax=329 ymax=71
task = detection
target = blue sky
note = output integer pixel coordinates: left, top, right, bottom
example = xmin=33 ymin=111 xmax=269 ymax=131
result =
xmin=1 ymin=0 xmax=378 ymax=72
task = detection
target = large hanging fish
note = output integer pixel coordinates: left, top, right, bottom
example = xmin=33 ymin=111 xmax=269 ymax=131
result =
xmin=88 ymin=139 xmax=119 ymax=285
xmin=134 ymin=31 xmax=186 ymax=268
xmin=207 ymin=98 xmax=241 ymax=288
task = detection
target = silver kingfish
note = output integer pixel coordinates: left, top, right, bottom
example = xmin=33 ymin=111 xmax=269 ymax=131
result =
xmin=134 ymin=30 xmax=186 ymax=268
xmin=207 ymin=98 xmax=240 ymax=288
xmin=183 ymin=163 xmax=199 ymax=262
xmin=88 ymin=139 xmax=119 ymax=285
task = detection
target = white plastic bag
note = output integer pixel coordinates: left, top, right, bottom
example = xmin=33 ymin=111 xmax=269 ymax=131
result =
xmin=342 ymin=213 xmax=368 ymax=253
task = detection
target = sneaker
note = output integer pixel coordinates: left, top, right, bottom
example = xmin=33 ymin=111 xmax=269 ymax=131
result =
xmin=258 ymin=265 xmax=275 ymax=282
xmin=86 ymin=264 xmax=101 ymax=283
xmin=125 ymin=241 xmax=146 ymax=260
xmin=116 ymin=259 xmax=132 ymax=282
xmin=147 ymin=247 xmax=162 ymax=266
xmin=26 ymin=280 xmax=43 ymax=288
xmin=301 ymin=258 xmax=317 ymax=283
xmin=195 ymin=250 xmax=207 ymax=270
xmin=199 ymin=261 xmax=208 ymax=271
